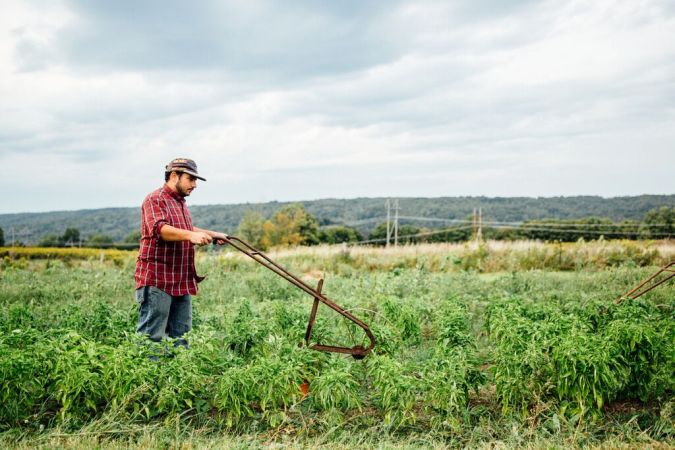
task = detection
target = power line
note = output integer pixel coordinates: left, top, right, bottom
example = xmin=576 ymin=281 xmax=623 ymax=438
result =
xmin=350 ymin=225 xmax=473 ymax=245
xmin=397 ymin=216 xmax=473 ymax=224
xmin=342 ymin=217 xmax=387 ymax=226
xmin=398 ymin=215 xmax=672 ymax=228
xmin=348 ymin=224 xmax=671 ymax=245
xmin=483 ymin=220 xmax=671 ymax=228
xmin=342 ymin=215 xmax=672 ymax=229
xmin=489 ymin=224 xmax=672 ymax=237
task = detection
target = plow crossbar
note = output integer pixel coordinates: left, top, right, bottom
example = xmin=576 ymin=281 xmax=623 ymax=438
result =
xmin=222 ymin=236 xmax=375 ymax=359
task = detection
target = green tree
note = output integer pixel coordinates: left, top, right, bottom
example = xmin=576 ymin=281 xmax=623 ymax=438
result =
xmin=60 ymin=227 xmax=81 ymax=246
xmin=425 ymin=226 xmax=473 ymax=243
xmin=641 ymin=207 xmax=674 ymax=239
xmin=318 ymin=226 xmax=363 ymax=244
xmin=238 ymin=211 xmax=265 ymax=248
xmin=87 ymin=234 xmax=114 ymax=247
xmin=39 ymin=234 xmax=61 ymax=247
xmin=261 ymin=204 xmax=320 ymax=248
xmin=515 ymin=217 xmax=631 ymax=242
xmin=123 ymin=230 xmax=142 ymax=243
xmin=0 ymin=227 xmax=4 ymax=247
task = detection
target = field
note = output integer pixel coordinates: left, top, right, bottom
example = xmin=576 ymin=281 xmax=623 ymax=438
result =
xmin=0 ymin=240 xmax=673 ymax=449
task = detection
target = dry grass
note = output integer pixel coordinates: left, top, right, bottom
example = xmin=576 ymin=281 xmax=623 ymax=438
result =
xmin=213 ymin=239 xmax=674 ymax=274
xmin=0 ymin=246 xmax=133 ymax=262
xmin=2 ymin=240 xmax=673 ymax=274
xmin=264 ymin=239 xmax=675 ymax=260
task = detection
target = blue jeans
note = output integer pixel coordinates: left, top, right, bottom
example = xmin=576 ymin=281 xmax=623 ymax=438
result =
xmin=136 ymin=286 xmax=192 ymax=348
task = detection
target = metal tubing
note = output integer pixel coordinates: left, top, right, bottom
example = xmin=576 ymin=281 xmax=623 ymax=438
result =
xmin=617 ymin=261 xmax=674 ymax=303
xmin=221 ymin=236 xmax=376 ymax=358
xmin=304 ymin=280 xmax=322 ymax=346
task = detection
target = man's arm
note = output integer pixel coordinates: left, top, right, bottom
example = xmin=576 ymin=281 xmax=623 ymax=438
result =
xmin=193 ymin=227 xmax=228 ymax=245
xmin=160 ymin=224 xmax=213 ymax=245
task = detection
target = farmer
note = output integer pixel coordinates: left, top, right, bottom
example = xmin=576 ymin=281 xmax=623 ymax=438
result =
xmin=134 ymin=157 xmax=227 ymax=348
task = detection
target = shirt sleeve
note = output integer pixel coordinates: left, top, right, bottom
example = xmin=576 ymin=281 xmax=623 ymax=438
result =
xmin=142 ymin=195 xmax=169 ymax=239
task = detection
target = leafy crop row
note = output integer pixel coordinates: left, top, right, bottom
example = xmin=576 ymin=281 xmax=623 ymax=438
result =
xmin=0 ymin=271 xmax=487 ymax=433
xmin=487 ymin=297 xmax=674 ymax=419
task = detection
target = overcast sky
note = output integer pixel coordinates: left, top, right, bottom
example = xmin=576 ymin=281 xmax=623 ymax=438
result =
xmin=2 ymin=0 xmax=674 ymax=214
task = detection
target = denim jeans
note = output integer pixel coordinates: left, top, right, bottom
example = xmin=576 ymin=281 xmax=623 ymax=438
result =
xmin=136 ymin=286 xmax=192 ymax=348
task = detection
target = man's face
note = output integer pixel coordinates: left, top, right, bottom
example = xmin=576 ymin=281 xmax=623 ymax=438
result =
xmin=175 ymin=173 xmax=197 ymax=197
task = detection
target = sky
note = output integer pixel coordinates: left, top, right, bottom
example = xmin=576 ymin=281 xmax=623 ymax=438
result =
xmin=2 ymin=0 xmax=674 ymax=214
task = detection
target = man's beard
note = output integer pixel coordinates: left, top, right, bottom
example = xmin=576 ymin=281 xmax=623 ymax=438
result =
xmin=176 ymin=180 xmax=191 ymax=197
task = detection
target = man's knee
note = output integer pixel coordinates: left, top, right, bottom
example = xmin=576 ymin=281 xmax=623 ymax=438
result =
xmin=136 ymin=286 xmax=172 ymax=340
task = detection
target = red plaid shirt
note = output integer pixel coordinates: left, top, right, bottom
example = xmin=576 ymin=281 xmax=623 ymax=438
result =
xmin=134 ymin=185 xmax=204 ymax=295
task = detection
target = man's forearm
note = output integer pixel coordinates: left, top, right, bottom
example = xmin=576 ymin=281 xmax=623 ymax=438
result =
xmin=159 ymin=224 xmax=193 ymax=242
xmin=160 ymin=225 xmax=213 ymax=245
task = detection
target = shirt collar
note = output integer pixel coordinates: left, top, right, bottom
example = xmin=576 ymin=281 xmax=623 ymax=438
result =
xmin=162 ymin=184 xmax=185 ymax=203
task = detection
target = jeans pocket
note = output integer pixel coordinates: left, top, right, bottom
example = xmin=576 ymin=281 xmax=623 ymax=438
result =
xmin=135 ymin=287 xmax=148 ymax=306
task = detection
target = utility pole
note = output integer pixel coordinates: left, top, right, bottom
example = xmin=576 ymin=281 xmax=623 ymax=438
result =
xmin=472 ymin=209 xmax=476 ymax=240
xmin=385 ymin=199 xmax=401 ymax=247
xmin=393 ymin=199 xmax=400 ymax=246
xmin=385 ymin=199 xmax=391 ymax=247
xmin=477 ymin=207 xmax=483 ymax=242
xmin=472 ymin=208 xmax=483 ymax=242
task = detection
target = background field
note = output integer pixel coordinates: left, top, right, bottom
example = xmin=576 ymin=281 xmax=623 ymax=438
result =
xmin=0 ymin=240 xmax=673 ymax=449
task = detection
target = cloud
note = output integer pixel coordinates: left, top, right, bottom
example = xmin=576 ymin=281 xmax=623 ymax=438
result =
xmin=1 ymin=0 xmax=674 ymax=213
xmin=40 ymin=0 xmax=407 ymax=81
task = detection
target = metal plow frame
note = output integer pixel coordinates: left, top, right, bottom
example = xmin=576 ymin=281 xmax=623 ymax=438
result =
xmin=617 ymin=261 xmax=675 ymax=303
xmin=221 ymin=236 xmax=375 ymax=359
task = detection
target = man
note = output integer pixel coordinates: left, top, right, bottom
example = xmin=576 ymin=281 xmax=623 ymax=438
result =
xmin=134 ymin=157 xmax=227 ymax=348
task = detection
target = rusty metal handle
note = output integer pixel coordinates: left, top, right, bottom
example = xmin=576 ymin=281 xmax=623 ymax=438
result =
xmin=616 ymin=261 xmax=675 ymax=303
xmin=221 ymin=236 xmax=375 ymax=358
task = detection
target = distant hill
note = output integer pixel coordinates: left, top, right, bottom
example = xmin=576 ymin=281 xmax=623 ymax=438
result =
xmin=1 ymin=195 xmax=673 ymax=245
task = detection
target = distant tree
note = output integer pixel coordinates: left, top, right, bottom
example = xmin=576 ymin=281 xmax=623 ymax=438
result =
xmin=292 ymin=205 xmax=321 ymax=245
xmin=425 ymin=226 xmax=473 ymax=243
xmin=261 ymin=204 xmax=320 ymax=248
xmin=238 ymin=211 xmax=265 ymax=249
xmin=0 ymin=227 xmax=4 ymax=247
xmin=514 ymin=217 xmax=627 ymax=242
xmin=123 ymin=230 xmax=142 ymax=243
xmin=38 ymin=234 xmax=61 ymax=247
xmin=87 ymin=234 xmax=114 ymax=247
xmin=641 ymin=207 xmax=674 ymax=239
xmin=369 ymin=223 xmax=421 ymax=245
xmin=319 ymin=226 xmax=363 ymax=244
xmin=369 ymin=222 xmax=390 ymax=244
xmin=60 ymin=227 xmax=81 ymax=246
xmin=615 ymin=220 xmax=641 ymax=239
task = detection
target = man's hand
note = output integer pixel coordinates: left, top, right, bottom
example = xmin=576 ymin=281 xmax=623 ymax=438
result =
xmin=212 ymin=232 xmax=229 ymax=245
xmin=190 ymin=231 xmax=213 ymax=246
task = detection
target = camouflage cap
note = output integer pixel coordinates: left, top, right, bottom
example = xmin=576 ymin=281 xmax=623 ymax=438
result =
xmin=165 ymin=158 xmax=206 ymax=181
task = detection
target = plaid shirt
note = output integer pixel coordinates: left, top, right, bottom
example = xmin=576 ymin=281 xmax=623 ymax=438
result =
xmin=134 ymin=185 xmax=204 ymax=295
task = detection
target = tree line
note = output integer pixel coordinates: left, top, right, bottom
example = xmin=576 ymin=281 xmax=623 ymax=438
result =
xmin=237 ymin=205 xmax=672 ymax=247
xmin=32 ymin=228 xmax=140 ymax=249
xmin=2 ymin=195 xmax=673 ymax=245
xmin=1 ymin=205 xmax=672 ymax=249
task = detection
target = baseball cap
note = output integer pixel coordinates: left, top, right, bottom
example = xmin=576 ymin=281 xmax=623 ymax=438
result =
xmin=165 ymin=158 xmax=206 ymax=181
